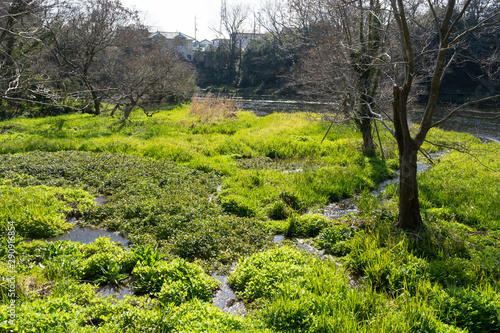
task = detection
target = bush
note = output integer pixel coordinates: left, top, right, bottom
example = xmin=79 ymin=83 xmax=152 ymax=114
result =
xmin=0 ymin=184 xmax=95 ymax=238
xmin=266 ymin=200 xmax=290 ymax=220
xmin=219 ymin=194 xmax=257 ymax=217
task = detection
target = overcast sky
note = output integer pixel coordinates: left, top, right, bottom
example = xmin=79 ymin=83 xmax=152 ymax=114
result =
xmin=121 ymin=0 xmax=262 ymax=41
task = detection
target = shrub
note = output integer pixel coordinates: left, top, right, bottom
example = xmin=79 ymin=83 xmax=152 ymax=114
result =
xmin=219 ymin=194 xmax=257 ymax=217
xmin=266 ymin=200 xmax=290 ymax=220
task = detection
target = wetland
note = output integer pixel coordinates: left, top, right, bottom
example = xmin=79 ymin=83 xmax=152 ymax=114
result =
xmin=0 ymin=106 xmax=499 ymax=332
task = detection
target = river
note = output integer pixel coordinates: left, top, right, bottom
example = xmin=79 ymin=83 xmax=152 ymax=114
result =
xmin=233 ymin=94 xmax=499 ymax=142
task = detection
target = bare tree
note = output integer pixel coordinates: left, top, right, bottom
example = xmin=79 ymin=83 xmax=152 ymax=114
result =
xmin=0 ymin=0 xmax=56 ymax=114
xmin=47 ymin=0 xmax=140 ymax=115
xmin=289 ymin=0 xmax=390 ymax=153
xmin=387 ymin=0 xmax=500 ymax=228
xmin=215 ymin=2 xmax=250 ymax=84
xmin=105 ymin=29 xmax=196 ymax=120
xmin=287 ymin=0 xmax=499 ymax=228
xmin=258 ymin=0 xmax=291 ymax=44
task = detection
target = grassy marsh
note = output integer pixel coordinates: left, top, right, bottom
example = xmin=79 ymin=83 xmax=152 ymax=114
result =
xmin=0 ymin=106 xmax=499 ymax=332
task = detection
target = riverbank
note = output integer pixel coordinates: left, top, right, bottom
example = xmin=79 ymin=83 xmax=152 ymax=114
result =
xmin=0 ymin=106 xmax=499 ymax=332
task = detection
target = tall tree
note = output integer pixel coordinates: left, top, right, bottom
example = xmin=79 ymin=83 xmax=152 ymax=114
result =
xmin=48 ymin=0 xmax=139 ymax=115
xmin=216 ymin=2 xmax=250 ymax=85
xmin=388 ymin=0 xmax=500 ymax=228
xmin=289 ymin=0 xmax=389 ymax=153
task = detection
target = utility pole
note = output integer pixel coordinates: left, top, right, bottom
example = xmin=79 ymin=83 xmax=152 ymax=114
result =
xmin=194 ymin=15 xmax=197 ymax=41
xmin=220 ymin=0 xmax=227 ymax=33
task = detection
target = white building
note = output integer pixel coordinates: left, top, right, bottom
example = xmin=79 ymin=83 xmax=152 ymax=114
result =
xmin=149 ymin=31 xmax=195 ymax=61
xmin=237 ymin=32 xmax=265 ymax=49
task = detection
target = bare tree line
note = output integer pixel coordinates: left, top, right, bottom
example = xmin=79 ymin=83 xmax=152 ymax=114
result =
xmin=0 ymin=0 xmax=196 ymax=119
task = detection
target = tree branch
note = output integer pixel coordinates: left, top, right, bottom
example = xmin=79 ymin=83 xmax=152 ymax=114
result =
xmin=431 ymin=94 xmax=500 ymax=128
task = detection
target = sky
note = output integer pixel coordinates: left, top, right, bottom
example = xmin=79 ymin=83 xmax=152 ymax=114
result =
xmin=121 ymin=0 xmax=262 ymax=41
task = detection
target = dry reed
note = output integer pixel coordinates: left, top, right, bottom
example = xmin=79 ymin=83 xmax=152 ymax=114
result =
xmin=190 ymin=93 xmax=237 ymax=123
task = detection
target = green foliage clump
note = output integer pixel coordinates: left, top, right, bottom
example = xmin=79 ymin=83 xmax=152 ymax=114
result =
xmin=167 ymin=300 xmax=235 ymax=332
xmin=430 ymin=285 xmax=500 ymax=333
xmin=0 ymin=184 xmax=94 ymax=238
xmin=220 ymin=194 xmax=257 ymax=217
xmin=80 ymin=237 xmax=127 ymax=283
xmin=169 ymin=215 xmax=270 ymax=266
xmin=229 ymin=246 xmax=310 ymax=302
xmin=286 ymin=213 xmax=331 ymax=238
xmin=132 ymin=258 xmax=219 ymax=305
xmin=345 ymin=231 xmax=430 ymax=294
xmin=266 ymin=200 xmax=290 ymax=220
xmin=316 ymin=223 xmax=355 ymax=256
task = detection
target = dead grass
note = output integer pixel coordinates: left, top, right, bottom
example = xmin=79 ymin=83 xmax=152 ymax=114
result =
xmin=189 ymin=93 xmax=237 ymax=123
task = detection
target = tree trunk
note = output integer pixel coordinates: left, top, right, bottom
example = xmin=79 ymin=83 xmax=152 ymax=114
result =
xmin=360 ymin=114 xmax=376 ymax=154
xmin=91 ymin=90 xmax=101 ymax=115
xmin=398 ymin=146 xmax=422 ymax=228
xmin=122 ymin=102 xmax=137 ymax=120
xmin=393 ymin=84 xmax=423 ymax=229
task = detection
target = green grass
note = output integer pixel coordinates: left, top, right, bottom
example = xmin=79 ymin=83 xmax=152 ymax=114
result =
xmin=0 ymin=106 xmax=499 ymax=332
xmin=0 ymin=183 xmax=95 ymax=238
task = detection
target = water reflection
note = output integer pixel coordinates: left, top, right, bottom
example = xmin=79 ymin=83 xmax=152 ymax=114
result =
xmin=232 ymin=94 xmax=332 ymax=115
xmin=48 ymin=227 xmax=129 ymax=247
xmin=212 ymin=268 xmax=246 ymax=315
xmin=97 ymin=279 xmax=133 ymax=300
xmin=48 ymin=196 xmax=129 ymax=247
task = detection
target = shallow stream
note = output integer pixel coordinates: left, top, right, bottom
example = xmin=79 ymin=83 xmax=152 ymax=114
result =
xmin=48 ymin=196 xmax=130 ymax=248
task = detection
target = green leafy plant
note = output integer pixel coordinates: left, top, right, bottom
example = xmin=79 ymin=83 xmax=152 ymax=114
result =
xmin=95 ymin=262 xmax=128 ymax=286
xmin=316 ymin=223 xmax=354 ymax=256
xmin=286 ymin=213 xmax=331 ymax=238
xmin=132 ymin=258 xmax=219 ymax=305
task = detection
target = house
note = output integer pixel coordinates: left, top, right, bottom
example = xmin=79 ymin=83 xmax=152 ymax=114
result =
xmin=149 ymin=31 xmax=195 ymax=61
xmin=211 ymin=38 xmax=229 ymax=49
xmin=237 ymin=32 xmax=265 ymax=49
xmin=193 ymin=39 xmax=214 ymax=52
